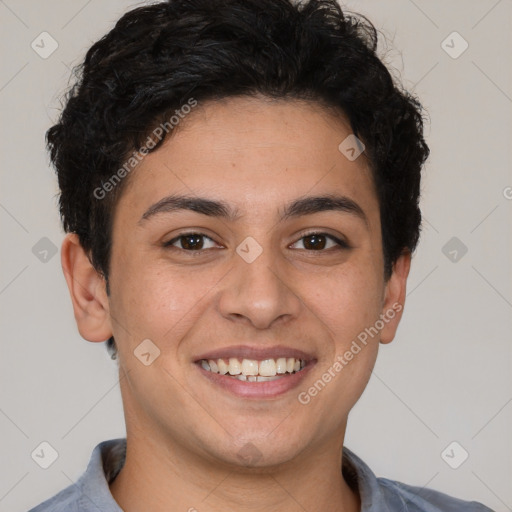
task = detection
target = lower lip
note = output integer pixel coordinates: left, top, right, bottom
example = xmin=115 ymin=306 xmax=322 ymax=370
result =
xmin=195 ymin=362 xmax=315 ymax=399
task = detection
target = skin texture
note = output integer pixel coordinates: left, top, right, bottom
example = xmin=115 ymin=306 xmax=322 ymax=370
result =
xmin=61 ymin=95 xmax=410 ymax=512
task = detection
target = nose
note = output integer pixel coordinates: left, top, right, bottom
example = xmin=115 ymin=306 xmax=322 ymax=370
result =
xmin=217 ymin=243 xmax=303 ymax=330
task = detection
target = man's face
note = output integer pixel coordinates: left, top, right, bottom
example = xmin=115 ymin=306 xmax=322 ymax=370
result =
xmin=103 ymin=96 xmax=406 ymax=468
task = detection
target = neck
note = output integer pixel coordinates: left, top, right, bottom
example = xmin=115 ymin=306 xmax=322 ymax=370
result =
xmin=109 ymin=428 xmax=360 ymax=512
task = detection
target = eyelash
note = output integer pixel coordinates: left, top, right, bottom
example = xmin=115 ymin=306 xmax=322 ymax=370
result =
xmin=162 ymin=231 xmax=350 ymax=254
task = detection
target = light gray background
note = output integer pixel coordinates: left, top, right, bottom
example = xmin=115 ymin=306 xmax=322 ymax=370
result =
xmin=1 ymin=1 xmax=511 ymax=511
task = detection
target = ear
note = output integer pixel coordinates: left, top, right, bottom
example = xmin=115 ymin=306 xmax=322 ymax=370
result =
xmin=61 ymin=233 xmax=113 ymax=342
xmin=379 ymin=250 xmax=411 ymax=344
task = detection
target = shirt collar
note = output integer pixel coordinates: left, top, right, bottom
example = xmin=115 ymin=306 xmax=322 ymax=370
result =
xmin=75 ymin=438 xmax=125 ymax=512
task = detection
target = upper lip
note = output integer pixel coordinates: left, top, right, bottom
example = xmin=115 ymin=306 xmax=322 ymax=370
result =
xmin=194 ymin=345 xmax=315 ymax=363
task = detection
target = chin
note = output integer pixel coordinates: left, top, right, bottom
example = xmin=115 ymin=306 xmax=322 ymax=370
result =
xmin=197 ymin=426 xmax=310 ymax=470
xmin=213 ymin=443 xmax=302 ymax=471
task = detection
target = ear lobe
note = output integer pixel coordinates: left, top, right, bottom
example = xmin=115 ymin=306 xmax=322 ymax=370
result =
xmin=379 ymin=250 xmax=411 ymax=345
xmin=61 ymin=233 xmax=113 ymax=342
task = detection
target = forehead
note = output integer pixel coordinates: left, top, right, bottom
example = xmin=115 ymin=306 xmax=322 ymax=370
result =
xmin=116 ymin=96 xmax=379 ymax=224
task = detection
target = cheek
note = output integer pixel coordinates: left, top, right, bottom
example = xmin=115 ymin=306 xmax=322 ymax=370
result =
xmin=310 ymin=262 xmax=384 ymax=348
xmin=299 ymin=267 xmax=382 ymax=424
xmin=109 ymin=256 xmax=225 ymax=351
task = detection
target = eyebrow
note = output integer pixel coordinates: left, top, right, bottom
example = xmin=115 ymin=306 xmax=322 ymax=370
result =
xmin=139 ymin=193 xmax=368 ymax=227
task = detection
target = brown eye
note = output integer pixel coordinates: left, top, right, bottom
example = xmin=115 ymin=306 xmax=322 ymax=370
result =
xmin=291 ymin=233 xmax=349 ymax=251
xmin=180 ymin=234 xmax=204 ymax=250
xmin=164 ymin=233 xmax=217 ymax=251
xmin=303 ymin=234 xmax=328 ymax=250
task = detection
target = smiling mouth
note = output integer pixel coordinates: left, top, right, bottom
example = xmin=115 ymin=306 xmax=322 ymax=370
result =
xmin=197 ymin=357 xmax=307 ymax=382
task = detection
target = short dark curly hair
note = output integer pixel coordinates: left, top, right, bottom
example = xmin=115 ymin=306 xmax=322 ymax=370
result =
xmin=47 ymin=0 xmax=429 ymax=359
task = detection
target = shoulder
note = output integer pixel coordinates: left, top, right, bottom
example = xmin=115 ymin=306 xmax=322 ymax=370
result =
xmin=27 ymin=438 xmax=126 ymax=512
xmin=377 ymin=477 xmax=495 ymax=512
xmin=342 ymin=447 xmax=495 ymax=512
xmin=27 ymin=484 xmax=80 ymax=512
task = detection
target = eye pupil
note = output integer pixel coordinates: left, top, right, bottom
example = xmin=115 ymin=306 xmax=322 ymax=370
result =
xmin=304 ymin=234 xmax=326 ymax=250
xmin=182 ymin=234 xmax=203 ymax=250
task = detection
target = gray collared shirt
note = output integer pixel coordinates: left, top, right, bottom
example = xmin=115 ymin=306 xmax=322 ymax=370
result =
xmin=28 ymin=438 xmax=494 ymax=511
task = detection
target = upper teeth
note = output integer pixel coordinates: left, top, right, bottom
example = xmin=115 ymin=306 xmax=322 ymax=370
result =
xmin=200 ymin=357 xmax=305 ymax=377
